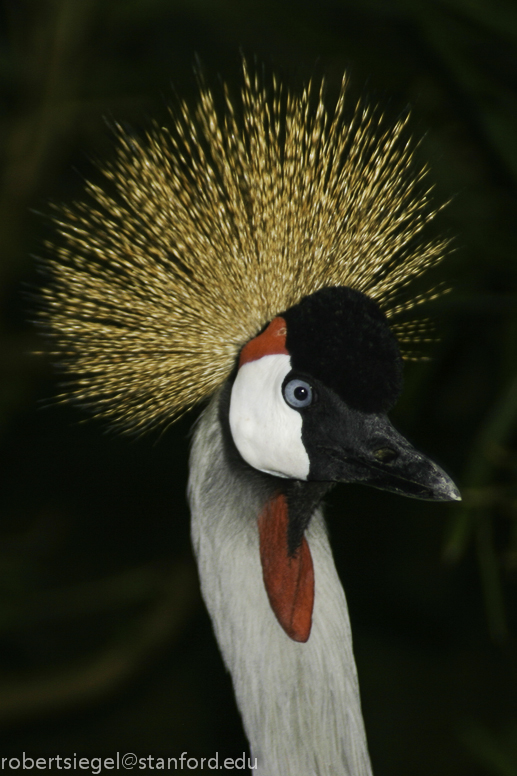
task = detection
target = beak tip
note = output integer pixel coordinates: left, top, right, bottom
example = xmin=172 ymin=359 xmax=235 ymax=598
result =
xmin=436 ymin=474 xmax=461 ymax=502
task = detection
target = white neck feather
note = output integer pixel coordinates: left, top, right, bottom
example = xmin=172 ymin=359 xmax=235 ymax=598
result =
xmin=188 ymin=393 xmax=373 ymax=776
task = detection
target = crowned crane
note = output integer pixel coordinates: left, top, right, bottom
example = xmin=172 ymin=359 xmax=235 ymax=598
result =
xmin=40 ymin=63 xmax=460 ymax=776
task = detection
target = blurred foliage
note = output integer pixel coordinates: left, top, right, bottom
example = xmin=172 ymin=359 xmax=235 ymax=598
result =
xmin=0 ymin=0 xmax=516 ymax=774
xmin=461 ymin=719 xmax=517 ymax=776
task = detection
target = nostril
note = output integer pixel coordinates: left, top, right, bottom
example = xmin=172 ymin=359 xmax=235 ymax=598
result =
xmin=373 ymin=447 xmax=398 ymax=464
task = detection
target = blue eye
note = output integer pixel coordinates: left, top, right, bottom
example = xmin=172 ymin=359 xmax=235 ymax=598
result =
xmin=283 ymin=379 xmax=313 ymax=409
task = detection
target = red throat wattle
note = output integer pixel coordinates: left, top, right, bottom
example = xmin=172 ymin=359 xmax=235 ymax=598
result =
xmin=258 ymin=493 xmax=314 ymax=642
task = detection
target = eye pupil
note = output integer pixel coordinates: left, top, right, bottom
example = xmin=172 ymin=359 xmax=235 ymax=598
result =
xmin=283 ymin=378 xmax=313 ymax=409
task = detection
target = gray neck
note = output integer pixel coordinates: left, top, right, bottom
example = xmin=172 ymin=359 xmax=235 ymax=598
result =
xmin=188 ymin=390 xmax=373 ymax=776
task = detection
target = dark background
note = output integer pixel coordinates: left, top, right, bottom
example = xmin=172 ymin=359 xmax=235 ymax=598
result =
xmin=1 ymin=0 xmax=517 ymax=773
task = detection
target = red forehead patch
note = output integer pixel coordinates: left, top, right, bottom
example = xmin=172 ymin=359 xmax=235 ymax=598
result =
xmin=239 ymin=317 xmax=288 ymax=367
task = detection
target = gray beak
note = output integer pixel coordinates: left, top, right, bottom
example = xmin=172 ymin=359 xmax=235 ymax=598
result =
xmin=303 ymin=390 xmax=461 ymax=502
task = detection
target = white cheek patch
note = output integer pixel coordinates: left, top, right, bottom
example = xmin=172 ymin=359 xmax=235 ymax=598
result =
xmin=229 ymin=354 xmax=310 ymax=480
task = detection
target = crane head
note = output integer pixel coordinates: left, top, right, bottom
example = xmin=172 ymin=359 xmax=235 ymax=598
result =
xmin=229 ymin=285 xmax=460 ymax=501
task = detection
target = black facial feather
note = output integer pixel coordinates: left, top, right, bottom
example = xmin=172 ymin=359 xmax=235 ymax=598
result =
xmin=285 ymin=481 xmax=333 ymax=556
xmin=282 ymin=286 xmax=403 ymax=413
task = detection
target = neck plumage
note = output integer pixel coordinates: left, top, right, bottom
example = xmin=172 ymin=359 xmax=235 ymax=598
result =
xmin=188 ymin=390 xmax=373 ymax=776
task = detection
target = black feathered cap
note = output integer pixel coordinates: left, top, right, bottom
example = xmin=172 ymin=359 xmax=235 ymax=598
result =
xmin=281 ymin=286 xmax=403 ymax=413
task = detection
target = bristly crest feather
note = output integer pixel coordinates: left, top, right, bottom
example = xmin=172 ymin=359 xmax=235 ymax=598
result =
xmin=39 ymin=61 xmax=450 ymax=432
